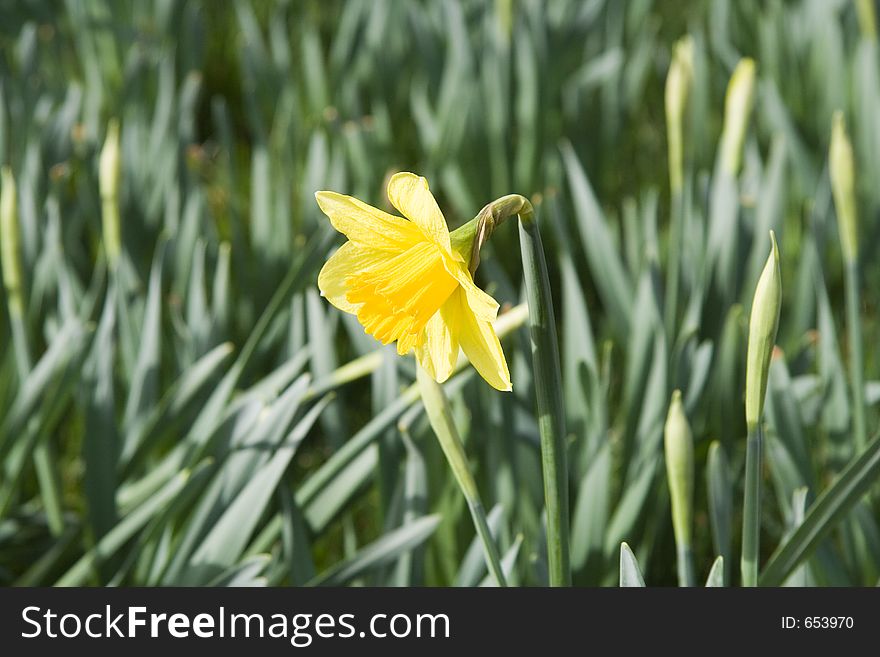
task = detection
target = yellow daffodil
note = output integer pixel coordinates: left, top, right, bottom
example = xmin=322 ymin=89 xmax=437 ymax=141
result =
xmin=315 ymin=172 xmax=512 ymax=391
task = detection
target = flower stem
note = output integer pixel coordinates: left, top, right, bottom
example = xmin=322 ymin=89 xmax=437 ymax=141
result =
xmin=677 ymin=544 xmax=695 ymax=587
xmin=741 ymin=424 xmax=763 ymax=586
xmin=516 ymin=201 xmax=571 ymax=587
xmin=844 ymin=258 xmax=866 ymax=452
xmin=467 ymin=194 xmax=570 ymax=585
xmin=416 ymin=366 xmax=507 ymax=586
xmin=664 ymin=188 xmax=684 ymax=338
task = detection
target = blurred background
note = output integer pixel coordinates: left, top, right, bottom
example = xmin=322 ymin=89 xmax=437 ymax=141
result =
xmin=1 ymin=0 xmax=878 ymax=586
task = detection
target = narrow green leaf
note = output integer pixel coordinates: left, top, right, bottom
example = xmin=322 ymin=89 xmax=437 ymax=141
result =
xmin=706 ymin=441 xmax=732 ymax=586
xmin=56 ymin=465 xmax=207 ymax=586
xmin=570 ymin=442 xmax=611 ymax=577
xmin=207 ymin=554 xmax=271 ymax=587
xmin=83 ymin=285 xmax=119 ymax=541
xmin=480 ymin=534 xmax=523 ymax=587
xmin=619 ymin=542 xmax=646 ymax=587
xmin=760 ymin=431 xmax=880 ymax=586
xmin=560 ymin=141 xmax=632 ymax=333
xmin=122 ymin=239 xmax=166 ymax=440
xmin=705 ymin=556 xmax=724 ymax=587
xmin=455 ymin=504 xmax=505 ymax=587
xmin=278 ymin=483 xmax=316 ymax=586
xmin=310 ymin=515 xmax=441 ymax=587
xmin=184 ymin=394 xmax=330 ymax=583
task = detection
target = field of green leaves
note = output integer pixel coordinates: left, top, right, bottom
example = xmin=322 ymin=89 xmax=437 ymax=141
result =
xmin=1 ymin=0 xmax=879 ymax=587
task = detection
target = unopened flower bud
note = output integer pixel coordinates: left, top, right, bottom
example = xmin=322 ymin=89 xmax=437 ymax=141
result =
xmin=830 ymin=111 xmax=858 ymax=263
xmin=0 ymin=166 xmax=23 ymax=316
xmin=99 ymin=119 xmax=122 ymax=266
xmin=720 ymin=58 xmax=756 ymax=176
xmin=745 ymin=231 xmax=781 ymax=429
xmin=666 ymin=36 xmax=694 ymax=192
xmin=664 ymin=389 xmax=694 ymax=549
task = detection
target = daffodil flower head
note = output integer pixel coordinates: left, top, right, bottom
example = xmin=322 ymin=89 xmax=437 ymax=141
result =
xmin=315 ymin=172 xmax=512 ymax=391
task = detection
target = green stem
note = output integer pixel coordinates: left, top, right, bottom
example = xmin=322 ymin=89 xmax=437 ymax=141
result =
xmin=677 ymin=544 xmax=695 ymax=587
xmin=9 ymin=311 xmax=30 ymax=378
xmin=664 ymin=188 xmax=684 ymax=339
xmin=416 ymin=366 xmax=507 ymax=586
xmin=101 ymin=198 xmax=121 ymax=268
xmin=741 ymin=424 xmax=763 ymax=586
xmin=517 ymin=203 xmax=571 ymax=587
xmin=845 ymin=258 xmax=866 ymax=452
xmin=469 ymin=499 xmax=506 ymax=586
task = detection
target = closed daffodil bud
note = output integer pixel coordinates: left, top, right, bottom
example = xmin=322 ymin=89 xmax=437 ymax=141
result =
xmin=665 ymin=36 xmax=694 ymax=193
xmin=745 ymin=231 xmax=781 ymax=430
xmin=0 ymin=166 xmax=23 ymax=317
xmin=856 ymin=0 xmax=877 ymax=41
xmin=664 ymin=389 xmax=694 ymax=551
xmin=99 ymin=119 xmax=122 ymax=266
xmin=830 ymin=111 xmax=858 ymax=263
xmin=719 ymin=58 xmax=756 ymax=176
xmin=99 ymin=119 xmax=121 ymax=201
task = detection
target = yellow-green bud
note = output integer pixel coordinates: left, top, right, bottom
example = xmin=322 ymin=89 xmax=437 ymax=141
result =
xmin=719 ymin=58 xmax=756 ymax=176
xmin=665 ymin=36 xmax=694 ymax=193
xmin=664 ymin=389 xmax=694 ymax=549
xmin=857 ymin=0 xmax=877 ymax=41
xmin=495 ymin=0 xmax=513 ymax=43
xmin=745 ymin=231 xmax=781 ymax=430
xmin=100 ymin=119 xmax=121 ymax=200
xmin=99 ymin=119 xmax=122 ymax=266
xmin=830 ymin=111 xmax=858 ymax=263
xmin=0 ymin=166 xmax=23 ymax=317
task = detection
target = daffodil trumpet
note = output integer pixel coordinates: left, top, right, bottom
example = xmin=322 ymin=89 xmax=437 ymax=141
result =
xmin=315 ymin=174 xmax=570 ymax=586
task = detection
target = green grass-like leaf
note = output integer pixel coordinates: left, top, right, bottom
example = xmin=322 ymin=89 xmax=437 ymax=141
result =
xmin=760 ymin=431 xmax=880 ymax=586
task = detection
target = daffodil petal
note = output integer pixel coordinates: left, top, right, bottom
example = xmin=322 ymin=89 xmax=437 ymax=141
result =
xmin=441 ymin=259 xmax=499 ymax=321
xmin=416 ymin=297 xmax=460 ymax=383
xmin=315 ymin=190 xmax=423 ymax=251
xmin=456 ymin=290 xmax=511 ymax=391
xmin=386 ymin=172 xmax=451 ymax=251
xmin=318 ymin=241 xmax=386 ymax=314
